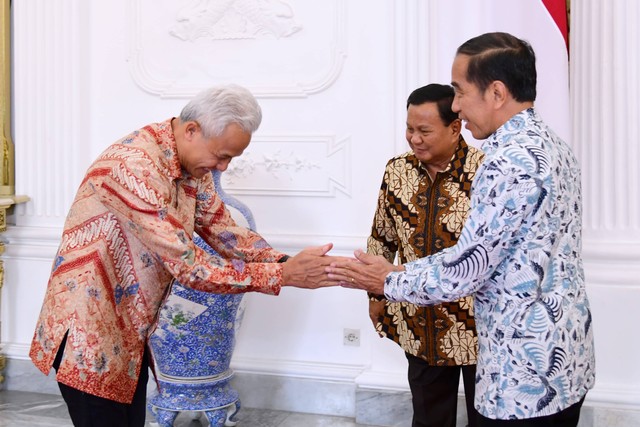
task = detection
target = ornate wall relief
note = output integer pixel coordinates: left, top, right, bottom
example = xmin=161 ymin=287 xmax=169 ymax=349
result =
xmin=221 ymin=134 xmax=350 ymax=197
xmin=169 ymin=0 xmax=302 ymax=41
xmin=128 ymin=0 xmax=346 ymax=98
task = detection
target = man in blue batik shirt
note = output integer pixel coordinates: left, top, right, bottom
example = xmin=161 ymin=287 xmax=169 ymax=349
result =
xmin=328 ymin=32 xmax=595 ymax=426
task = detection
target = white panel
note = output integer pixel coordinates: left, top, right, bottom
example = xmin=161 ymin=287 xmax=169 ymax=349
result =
xmin=127 ymin=0 xmax=347 ymax=98
xmin=2 ymin=226 xmax=60 ymax=261
xmin=585 ymin=282 xmax=640 ymax=407
xmin=1 ymin=256 xmax=53 ymax=347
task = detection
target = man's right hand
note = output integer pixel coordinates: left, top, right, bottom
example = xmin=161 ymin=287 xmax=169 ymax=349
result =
xmin=281 ymin=243 xmax=351 ymax=289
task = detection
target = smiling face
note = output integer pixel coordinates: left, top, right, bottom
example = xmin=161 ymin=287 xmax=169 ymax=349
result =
xmin=177 ymin=121 xmax=250 ymax=179
xmin=451 ymin=54 xmax=496 ymax=140
xmin=406 ymin=101 xmax=460 ymax=167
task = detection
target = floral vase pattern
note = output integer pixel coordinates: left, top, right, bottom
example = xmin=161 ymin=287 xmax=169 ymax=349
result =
xmin=147 ymin=171 xmax=255 ymax=427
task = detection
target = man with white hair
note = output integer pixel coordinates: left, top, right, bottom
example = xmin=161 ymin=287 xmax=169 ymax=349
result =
xmin=30 ymin=84 xmax=337 ymax=426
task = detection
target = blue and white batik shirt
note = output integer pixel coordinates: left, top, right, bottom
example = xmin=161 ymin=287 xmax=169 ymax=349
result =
xmin=385 ymin=108 xmax=595 ymax=420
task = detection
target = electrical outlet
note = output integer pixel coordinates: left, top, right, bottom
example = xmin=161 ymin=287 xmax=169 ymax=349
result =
xmin=343 ymin=328 xmax=360 ymax=346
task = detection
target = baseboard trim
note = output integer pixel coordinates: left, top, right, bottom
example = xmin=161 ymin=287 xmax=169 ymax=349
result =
xmin=3 ymin=354 xmax=640 ymax=426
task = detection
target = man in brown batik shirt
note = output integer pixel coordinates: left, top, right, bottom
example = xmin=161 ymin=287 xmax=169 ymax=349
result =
xmin=367 ymin=84 xmax=483 ymax=427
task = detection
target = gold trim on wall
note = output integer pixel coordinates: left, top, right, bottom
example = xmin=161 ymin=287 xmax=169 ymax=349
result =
xmin=0 ymin=0 xmax=28 ymax=389
xmin=1 ymin=0 xmax=15 ymax=196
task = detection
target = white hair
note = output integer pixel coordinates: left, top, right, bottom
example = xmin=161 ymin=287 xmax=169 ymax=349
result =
xmin=179 ymin=84 xmax=262 ymax=137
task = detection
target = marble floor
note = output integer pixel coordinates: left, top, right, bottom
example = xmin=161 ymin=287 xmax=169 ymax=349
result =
xmin=0 ymin=390 xmax=378 ymax=427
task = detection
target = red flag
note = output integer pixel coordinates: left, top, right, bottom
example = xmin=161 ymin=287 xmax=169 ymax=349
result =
xmin=541 ymin=0 xmax=569 ymax=51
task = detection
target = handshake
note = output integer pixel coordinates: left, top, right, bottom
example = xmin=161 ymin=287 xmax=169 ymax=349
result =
xmin=281 ymin=243 xmax=404 ymax=295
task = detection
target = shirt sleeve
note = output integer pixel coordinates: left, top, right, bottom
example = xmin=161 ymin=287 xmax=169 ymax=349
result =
xmin=92 ymin=151 xmax=284 ymax=296
xmin=366 ymin=163 xmax=399 ymax=300
xmin=194 ymin=175 xmax=287 ymax=264
xmin=384 ymin=153 xmax=543 ymax=305
xmin=367 ymin=163 xmax=399 ymax=262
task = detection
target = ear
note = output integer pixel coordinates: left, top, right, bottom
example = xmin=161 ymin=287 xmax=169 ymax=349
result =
xmin=485 ymin=80 xmax=509 ymax=109
xmin=450 ymin=118 xmax=462 ymax=137
xmin=184 ymin=121 xmax=199 ymax=139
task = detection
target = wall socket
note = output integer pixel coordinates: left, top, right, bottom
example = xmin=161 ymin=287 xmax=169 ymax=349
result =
xmin=343 ymin=328 xmax=360 ymax=346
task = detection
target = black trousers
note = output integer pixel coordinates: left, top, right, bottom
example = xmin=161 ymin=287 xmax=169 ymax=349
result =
xmin=53 ymin=334 xmax=149 ymax=427
xmin=406 ymin=353 xmax=478 ymax=427
xmin=475 ymin=397 xmax=585 ymax=427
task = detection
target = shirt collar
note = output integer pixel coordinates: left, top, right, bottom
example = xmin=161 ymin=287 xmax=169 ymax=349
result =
xmin=482 ymin=107 xmax=538 ymax=155
xmin=417 ymin=135 xmax=469 ymax=182
xmin=144 ymin=118 xmax=183 ymax=180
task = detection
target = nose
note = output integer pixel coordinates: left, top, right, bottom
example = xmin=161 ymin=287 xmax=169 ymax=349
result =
xmin=451 ymin=95 xmax=461 ymax=113
xmin=216 ymin=159 xmax=231 ymax=172
xmin=410 ymin=132 xmax=423 ymax=145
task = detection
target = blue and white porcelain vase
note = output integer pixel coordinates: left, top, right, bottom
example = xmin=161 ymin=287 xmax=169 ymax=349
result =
xmin=147 ymin=171 xmax=255 ymax=427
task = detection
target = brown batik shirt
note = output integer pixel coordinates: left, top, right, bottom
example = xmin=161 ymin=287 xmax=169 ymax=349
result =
xmin=367 ymin=138 xmax=483 ymax=365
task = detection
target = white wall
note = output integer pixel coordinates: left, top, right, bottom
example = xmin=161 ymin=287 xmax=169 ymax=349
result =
xmin=3 ymin=0 xmax=639 ymax=415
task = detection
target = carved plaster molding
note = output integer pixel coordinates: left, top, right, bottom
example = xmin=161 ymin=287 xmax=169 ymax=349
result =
xmin=168 ymin=0 xmax=302 ymax=41
xmin=127 ymin=0 xmax=347 ymax=98
xmin=221 ymin=134 xmax=350 ymax=197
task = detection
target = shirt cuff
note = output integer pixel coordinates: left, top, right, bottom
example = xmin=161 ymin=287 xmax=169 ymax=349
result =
xmin=368 ymin=292 xmax=385 ymax=302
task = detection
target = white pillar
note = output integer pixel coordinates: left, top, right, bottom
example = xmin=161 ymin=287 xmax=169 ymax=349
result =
xmin=571 ymin=0 xmax=640 ymax=255
xmin=12 ymin=0 xmax=91 ymax=228
xmin=570 ymin=0 xmax=640 ymax=409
